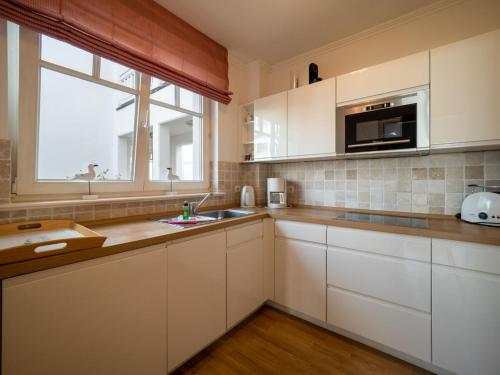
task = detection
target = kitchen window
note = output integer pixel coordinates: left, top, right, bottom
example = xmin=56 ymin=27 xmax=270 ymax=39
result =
xmin=16 ymin=27 xmax=209 ymax=196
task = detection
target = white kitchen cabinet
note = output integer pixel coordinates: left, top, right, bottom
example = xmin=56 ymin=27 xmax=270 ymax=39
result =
xmin=227 ymin=237 xmax=264 ymax=328
xmin=167 ymin=231 xmax=226 ymax=372
xmin=253 ymin=91 xmax=287 ymax=159
xmin=263 ymin=218 xmax=275 ymax=301
xmin=2 ymin=245 xmax=168 ymax=375
xmin=432 ymin=239 xmax=500 ymax=375
xmin=287 ymin=78 xmax=336 ymax=157
xmin=327 ymin=247 xmax=430 ymax=312
xmin=226 ymin=222 xmax=264 ymax=329
xmin=336 ymin=51 xmax=429 ymax=104
xmin=326 ymin=226 xmax=431 ymax=362
xmin=275 ymin=237 xmax=326 ymax=321
xmin=276 ymin=219 xmax=327 ymax=244
xmin=431 ymin=30 xmax=500 ymax=149
xmin=327 ymin=287 xmax=431 ymax=362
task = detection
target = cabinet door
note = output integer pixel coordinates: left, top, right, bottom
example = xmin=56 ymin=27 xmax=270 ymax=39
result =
xmin=167 ymin=232 xmax=226 ymax=371
xmin=254 ymin=92 xmax=287 ymax=159
xmin=431 ymin=30 xmax=500 ymax=147
xmin=432 ymin=264 xmax=500 ymax=375
xmin=275 ymin=238 xmax=326 ymax=321
xmin=2 ymin=245 xmax=168 ymax=375
xmin=227 ymin=237 xmax=264 ymax=329
xmin=337 ymin=51 xmax=429 ymax=103
xmin=287 ymin=78 xmax=336 ymax=157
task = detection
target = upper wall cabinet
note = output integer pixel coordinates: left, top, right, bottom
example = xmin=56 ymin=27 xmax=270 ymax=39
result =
xmin=287 ymin=78 xmax=336 ymax=157
xmin=254 ymin=92 xmax=287 ymax=160
xmin=337 ymin=51 xmax=429 ymax=104
xmin=430 ymin=30 xmax=500 ymax=149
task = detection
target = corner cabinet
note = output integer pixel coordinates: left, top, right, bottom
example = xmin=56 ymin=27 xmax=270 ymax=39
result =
xmin=274 ymin=220 xmax=327 ymax=321
xmin=287 ymin=78 xmax=336 ymax=158
xmin=430 ymin=30 xmax=500 ymax=149
xmin=2 ymin=245 xmax=168 ymax=375
xmin=253 ymin=91 xmax=287 ymax=160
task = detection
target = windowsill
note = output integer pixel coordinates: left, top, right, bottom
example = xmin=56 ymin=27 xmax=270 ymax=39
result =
xmin=0 ymin=192 xmax=224 ymax=211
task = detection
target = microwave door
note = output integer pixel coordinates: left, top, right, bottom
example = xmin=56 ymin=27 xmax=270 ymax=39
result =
xmin=345 ymin=104 xmax=417 ymax=153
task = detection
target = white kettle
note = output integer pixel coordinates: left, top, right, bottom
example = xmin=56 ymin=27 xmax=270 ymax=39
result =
xmin=240 ymin=185 xmax=256 ymax=207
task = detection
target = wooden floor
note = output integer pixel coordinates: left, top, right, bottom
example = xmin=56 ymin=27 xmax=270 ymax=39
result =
xmin=173 ymin=307 xmax=432 ymax=374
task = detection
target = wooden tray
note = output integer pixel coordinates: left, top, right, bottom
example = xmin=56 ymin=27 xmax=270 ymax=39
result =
xmin=0 ymin=220 xmax=106 ymax=265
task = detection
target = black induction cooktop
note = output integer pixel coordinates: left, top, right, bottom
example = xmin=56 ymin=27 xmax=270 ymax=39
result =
xmin=335 ymin=212 xmax=429 ymax=229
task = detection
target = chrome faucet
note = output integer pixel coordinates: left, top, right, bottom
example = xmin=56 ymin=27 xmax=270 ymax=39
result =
xmin=189 ymin=192 xmax=212 ymax=216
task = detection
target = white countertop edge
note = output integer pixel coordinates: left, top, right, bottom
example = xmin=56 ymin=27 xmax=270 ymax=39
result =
xmin=0 ymin=192 xmax=225 ymax=211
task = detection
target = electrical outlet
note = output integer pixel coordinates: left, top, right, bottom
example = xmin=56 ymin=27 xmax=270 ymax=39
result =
xmin=234 ymin=185 xmax=241 ymax=192
xmin=287 ymin=185 xmax=295 ymax=193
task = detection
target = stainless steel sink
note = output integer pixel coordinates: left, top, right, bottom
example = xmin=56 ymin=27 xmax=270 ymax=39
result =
xmin=197 ymin=209 xmax=254 ymax=220
xmin=159 ymin=209 xmax=255 ymax=228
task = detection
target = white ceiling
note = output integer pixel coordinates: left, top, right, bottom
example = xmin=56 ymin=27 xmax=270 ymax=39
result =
xmin=155 ymin=0 xmax=439 ymax=64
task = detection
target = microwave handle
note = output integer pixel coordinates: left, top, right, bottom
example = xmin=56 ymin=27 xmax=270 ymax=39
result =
xmin=347 ymin=139 xmax=411 ymax=149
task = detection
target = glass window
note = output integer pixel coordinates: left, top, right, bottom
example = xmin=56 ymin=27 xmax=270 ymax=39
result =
xmin=40 ymin=35 xmax=93 ymax=75
xmin=148 ymin=103 xmax=202 ymax=181
xmin=179 ymin=87 xmax=202 ymax=112
xmin=150 ymin=77 xmax=175 ymax=105
xmin=37 ymin=68 xmax=137 ymax=181
xmin=100 ymin=58 xmax=138 ymax=89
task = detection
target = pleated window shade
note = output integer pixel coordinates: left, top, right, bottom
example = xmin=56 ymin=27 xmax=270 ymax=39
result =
xmin=0 ymin=0 xmax=232 ymax=104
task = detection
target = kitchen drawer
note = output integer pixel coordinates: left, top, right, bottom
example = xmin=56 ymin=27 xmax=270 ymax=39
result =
xmin=275 ymin=220 xmax=326 ymax=244
xmin=226 ymin=221 xmax=263 ymax=248
xmin=327 ymin=286 xmax=431 ymax=362
xmin=327 ymin=226 xmax=430 ymax=262
xmin=432 ymin=239 xmax=500 ymax=275
xmin=327 ymin=247 xmax=430 ymax=312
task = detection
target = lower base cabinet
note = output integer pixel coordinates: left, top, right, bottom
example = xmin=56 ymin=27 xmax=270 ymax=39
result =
xmin=167 ymin=231 xmax=227 ymax=372
xmin=2 ymin=245 xmax=168 ymax=375
xmin=275 ymin=238 xmax=326 ymax=321
xmin=432 ymin=239 xmax=500 ymax=375
xmin=227 ymin=237 xmax=264 ymax=329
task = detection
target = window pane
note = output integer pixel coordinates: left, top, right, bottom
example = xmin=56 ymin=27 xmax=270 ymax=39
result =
xmin=180 ymin=87 xmax=202 ymax=113
xmin=37 ymin=68 xmax=137 ymax=181
xmin=149 ymin=104 xmax=202 ymax=181
xmin=100 ymin=58 xmax=137 ymax=89
xmin=150 ymin=77 xmax=175 ymax=105
xmin=40 ymin=35 xmax=93 ymax=75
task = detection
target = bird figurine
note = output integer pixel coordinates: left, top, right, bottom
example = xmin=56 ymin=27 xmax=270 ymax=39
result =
xmin=71 ymin=164 xmax=98 ymax=181
xmin=69 ymin=164 xmax=99 ymax=200
xmin=167 ymin=167 xmax=179 ymax=194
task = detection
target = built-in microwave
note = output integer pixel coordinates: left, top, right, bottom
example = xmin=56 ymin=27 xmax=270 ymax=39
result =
xmin=337 ymin=87 xmax=429 ymax=155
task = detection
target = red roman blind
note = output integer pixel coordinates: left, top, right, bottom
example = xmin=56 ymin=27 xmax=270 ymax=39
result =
xmin=0 ymin=0 xmax=232 ymax=104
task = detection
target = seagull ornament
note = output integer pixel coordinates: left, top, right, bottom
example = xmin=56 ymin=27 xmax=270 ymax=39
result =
xmin=71 ymin=164 xmax=98 ymax=181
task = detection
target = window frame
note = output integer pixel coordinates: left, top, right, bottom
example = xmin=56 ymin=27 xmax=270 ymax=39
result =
xmin=17 ymin=27 xmax=210 ymax=197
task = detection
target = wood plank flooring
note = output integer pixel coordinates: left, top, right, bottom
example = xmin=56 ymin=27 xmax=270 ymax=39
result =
xmin=173 ymin=306 xmax=432 ymax=374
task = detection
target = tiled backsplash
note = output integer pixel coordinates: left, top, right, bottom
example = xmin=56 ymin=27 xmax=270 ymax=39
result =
xmin=0 ymin=139 xmax=11 ymax=202
xmin=269 ymin=151 xmax=500 ymax=215
xmin=1 ymin=150 xmax=499 ymax=223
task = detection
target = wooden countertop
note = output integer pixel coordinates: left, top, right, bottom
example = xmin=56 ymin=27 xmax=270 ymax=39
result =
xmin=0 ymin=206 xmax=498 ymax=279
xmin=259 ymin=206 xmax=500 ymax=246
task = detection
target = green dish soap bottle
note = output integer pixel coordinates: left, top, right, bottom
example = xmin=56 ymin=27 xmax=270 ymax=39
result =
xmin=182 ymin=200 xmax=190 ymax=220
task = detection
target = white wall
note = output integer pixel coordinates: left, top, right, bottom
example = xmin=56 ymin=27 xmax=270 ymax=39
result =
xmin=265 ymin=0 xmax=500 ymax=95
xmin=213 ymin=55 xmax=249 ymax=163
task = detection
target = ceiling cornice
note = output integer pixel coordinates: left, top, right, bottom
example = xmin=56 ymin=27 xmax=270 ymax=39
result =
xmin=271 ymin=0 xmax=465 ymax=70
